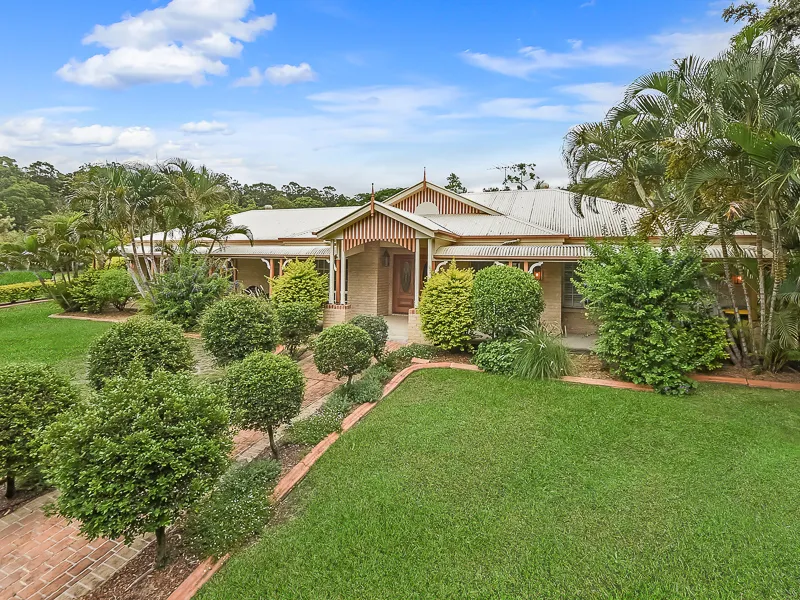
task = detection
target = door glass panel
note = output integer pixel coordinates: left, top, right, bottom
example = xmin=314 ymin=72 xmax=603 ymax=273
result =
xmin=401 ymin=261 xmax=412 ymax=292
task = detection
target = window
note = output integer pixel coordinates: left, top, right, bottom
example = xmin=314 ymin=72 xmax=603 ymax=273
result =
xmin=314 ymin=259 xmax=330 ymax=277
xmin=562 ymin=263 xmax=584 ymax=308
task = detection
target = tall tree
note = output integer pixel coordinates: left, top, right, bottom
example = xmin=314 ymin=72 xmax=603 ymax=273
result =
xmin=445 ymin=173 xmax=467 ymax=194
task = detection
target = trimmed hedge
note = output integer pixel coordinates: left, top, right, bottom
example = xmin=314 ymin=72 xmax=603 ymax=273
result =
xmin=313 ymin=324 xmax=373 ymax=384
xmin=0 ymin=281 xmax=51 ymax=304
xmin=472 ymin=265 xmax=544 ymax=339
xmin=418 ymin=262 xmax=474 ymax=350
xmin=200 ymin=294 xmax=278 ymax=365
xmin=269 ymin=259 xmax=328 ymax=306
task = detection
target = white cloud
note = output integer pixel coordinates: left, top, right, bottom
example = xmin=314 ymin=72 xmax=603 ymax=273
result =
xmin=57 ymin=0 xmax=276 ymax=88
xmin=116 ymin=127 xmax=157 ymax=151
xmin=478 ymin=97 xmax=609 ymax=123
xmin=264 ymin=63 xmax=317 ymax=85
xmin=309 ymin=85 xmax=460 ymax=115
xmin=0 ymin=117 xmax=45 ymax=139
xmin=462 ymin=27 xmax=736 ymax=78
xmin=233 ymin=66 xmax=264 ymax=87
xmin=180 ymin=120 xmax=230 ymax=134
xmin=58 ymin=125 xmax=117 ymax=146
xmin=557 ymin=82 xmax=626 ymax=105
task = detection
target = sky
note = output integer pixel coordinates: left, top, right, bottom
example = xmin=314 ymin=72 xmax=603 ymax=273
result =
xmin=0 ymin=0 xmax=751 ymax=193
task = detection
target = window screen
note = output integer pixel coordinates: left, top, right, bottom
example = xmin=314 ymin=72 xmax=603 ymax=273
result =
xmin=562 ymin=263 xmax=584 ymax=308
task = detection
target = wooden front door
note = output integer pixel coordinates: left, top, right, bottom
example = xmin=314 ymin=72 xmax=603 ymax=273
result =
xmin=392 ymin=254 xmax=415 ymax=314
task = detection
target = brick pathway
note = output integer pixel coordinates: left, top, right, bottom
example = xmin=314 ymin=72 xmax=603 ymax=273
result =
xmin=0 ymin=350 xmax=353 ymax=600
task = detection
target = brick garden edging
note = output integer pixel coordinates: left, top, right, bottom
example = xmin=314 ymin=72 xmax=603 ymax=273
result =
xmin=690 ymin=373 xmax=800 ymax=391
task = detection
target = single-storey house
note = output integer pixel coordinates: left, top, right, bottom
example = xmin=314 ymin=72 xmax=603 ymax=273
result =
xmin=193 ymin=177 xmax=758 ymax=342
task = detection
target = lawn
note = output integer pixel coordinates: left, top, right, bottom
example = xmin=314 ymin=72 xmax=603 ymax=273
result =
xmin=198 ymin=369 xmax=800 ymax=600
xmin=0 ymin=301 xmax=112 ymax=379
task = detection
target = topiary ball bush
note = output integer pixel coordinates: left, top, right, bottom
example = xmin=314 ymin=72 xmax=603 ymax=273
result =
xmin=224 ymin=351 xmax=305 ymax=458
xmin=275 ymin=301 xmax=320 ymax=359
xmin=93 ymin=269 xmax=138 ymax=311
xmin=418 ymin=262 xmax=474 ymax=351
xmin=0 ymin=364 xmax=79 ymax=498
xmin=350 ymin=314 xmax=389 ymax=359
xmin=313 ymin=323 xmax=373 ymax=384
xmin=87 ymin=316 xmax=194 ymax=389
xmin=472 ymin=265 xmax=544 ymax=339
xmin=201 ymin=294 xmax=278 ymax=365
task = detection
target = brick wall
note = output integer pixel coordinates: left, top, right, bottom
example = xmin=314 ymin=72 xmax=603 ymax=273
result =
xmin=563 ymin=308 xmax=596 ymax=335
xmin=540 ymin=262 xmax=563 ymax=334
xmin=346 ymin=243 xmax=391 ymax=316
xmin=407 ymin=309 xmax=428 ymax=344
xmin=323 ymin=304 xmax=352 ymax=328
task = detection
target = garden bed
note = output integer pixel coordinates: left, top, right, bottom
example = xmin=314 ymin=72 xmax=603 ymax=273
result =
xmin=82 ymin=439 xmax=312 ymax=600
xmin=50 ymin=307 xmax=139 ymax=323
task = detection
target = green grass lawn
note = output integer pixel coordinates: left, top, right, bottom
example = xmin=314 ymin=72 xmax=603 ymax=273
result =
xmin=199 ymin=369 xmax=800 ymax=600
xmin=0 ymin=301 xmax=112 ymax=379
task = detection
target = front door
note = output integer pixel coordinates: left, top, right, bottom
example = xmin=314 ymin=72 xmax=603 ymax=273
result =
xmin=392 ymin=254 xmax=415 ymax=314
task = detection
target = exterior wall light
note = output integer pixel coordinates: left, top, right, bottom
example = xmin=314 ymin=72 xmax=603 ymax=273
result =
xmin=533 ymin=266 xmax=543 ymax=281
xmin=382 ymin=250 xmax=390 ymax=268
xmin=732 ymin=274 xmax=743 ymax=285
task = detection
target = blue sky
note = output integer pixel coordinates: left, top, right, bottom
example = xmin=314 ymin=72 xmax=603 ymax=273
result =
xmin=0 ymin=0 xmax=745 ymax=192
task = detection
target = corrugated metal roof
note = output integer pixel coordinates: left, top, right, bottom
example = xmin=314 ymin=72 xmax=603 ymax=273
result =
xmin=426 ymin=214 xmax=560 ymax=237
xmin=435 ymin=244 xmax=767 ymax=260
xmin=215 ymin=244 xmax=330 ymax=257
xmin=462 ymin=190 xmax=643 ymax=238
xmin=380 ymin=203 xmax=448 ymax=233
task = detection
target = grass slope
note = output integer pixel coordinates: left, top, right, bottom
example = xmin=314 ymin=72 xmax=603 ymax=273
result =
xmin=199 ymin=369 xmax=800 ymax=600
xmin=0 ymin=301 xmax=111 ymax=379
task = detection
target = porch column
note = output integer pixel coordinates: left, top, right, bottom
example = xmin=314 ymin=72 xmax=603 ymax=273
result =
xmin=427 ymin=238 xmax=434 ymax=282
xmin=414 ymin=241 xmax=421 ymax=308
xmin=328 ymin=241 xmax=335 ymax=304
xmin=339 ymin=239 xmax=347 ymax=305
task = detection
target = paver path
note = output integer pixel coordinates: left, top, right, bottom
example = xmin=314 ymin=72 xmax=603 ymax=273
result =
xmin=0 ymin=349 xmax=361 ymax=600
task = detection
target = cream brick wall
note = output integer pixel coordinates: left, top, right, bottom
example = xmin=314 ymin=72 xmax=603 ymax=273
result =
xmin=346 ymin=242 xmax=391 ymax=316
xmin=323 ymin=304 xmax=352 ymax=328
xmin=407 ymin=309 xmax=428 ymax=344
xmin=236 ymin=258 xmax=269 ymax=291
xmin=540 ymin=262 xmax=562 ymax=334
xmin=563 ymin=308 xmax=596 ymax=335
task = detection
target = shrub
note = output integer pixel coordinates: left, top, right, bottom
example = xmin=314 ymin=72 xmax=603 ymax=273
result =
xmin=379 ymin=344 xmax=439 ymax=372
xmin=361 ymin=363 xmax=393 ymax=385
xmin=184 ymin=459 xmax=281 ymax=558
xmin=269 ymin=258 xmax=328 ymax=306
xmin=275 ymin=301 xmax=319 ymax=359
xmin=284 ymin=411 xmax=344 ymax=446
xmin=70 ymin=270 xmax=105 ymax=313
xmin=0 ymin=281 xmax=51 ymax=304
xmin=0 ymin=364 xmax=79 ymax=498
xmin=225 ymin=352 xmax=305 ymax=459
xmin=146 ymin=257 xmax=231 ymax=330
xmin=49 ymin=280 xmax=80 ymax=311
xmin=684 ymin=312 xmax=730 ymax=372
xmin=350 ymin=315 xmax=389 ymax=359
xmin=40 ymin=369 xmax=232 ymax=567
xmin=473 ymin=340 xmax=521 ymax=375
xmin=201 ymin=294 xmax=277 ymax=365
xmin=418 ymin=262 xmax=474 ymax=350
xmin=93 ymin=268 xmax=138 ymax=311
xmin=575 ymin=239 xmax=727 ymax=394
xmin=472 ymin=265 xmax=544 ymax=339
xmin=313 ymin=324 xmax=373 ymax=384
xmin=514 ymin=327 xmax=574 ymax=379
xmin=87 ymin=316 xmax=194 ymax=389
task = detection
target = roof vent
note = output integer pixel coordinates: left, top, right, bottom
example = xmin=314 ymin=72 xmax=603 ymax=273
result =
xmin=263 ymin=205 xmax=273 ymax=210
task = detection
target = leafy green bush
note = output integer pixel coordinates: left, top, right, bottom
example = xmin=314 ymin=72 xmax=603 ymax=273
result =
xmin=275 ymin=301 xmax=319 ymax=359
xmin=472 ymin=265 xmax=544 ymax=339
xmin=0 ymin=281 xmax=50 ymax=304
xmin=49 ymin=280 xmax=80 ymax=311
xmin=40 ymin=369 xmax=232 ymax=567
xmin=146 ymin=257 xmax=231 ymax=330
xmin=350 ymin=315 xmax=389 ymax=359
xmin=0 ymin=364 xmax=79 ymax=498
xmin=201 ymin=294 xmax=277 ymax=365
xmin=684 ymin=312 xmax=730 ymax=372
xmin=379 ymin=344 xmax=439 ymax=372
xmin=418 ymin=262 xmax=474 ymax=350
xmin=70 ymin=270 xmax=105 ymax=313
xmin=361 ymin=363 xmax=393 ymax=385
xmin=185 ymin=459 xmax=281 ymax=559
xmin=87 ymin=316 xmax=194 ymax=389
xmin=313 ymin=323 xmax=373 ymax=384
xmin=225 ymin=351 xmax=305 ymax=459
xmin=93 ymin=268 xmax=138 ymax=311
xmin=473 ymin=339 xmax=521 ymax=375
xmin=514 ymin=327 xmax=574 ymax=380
xmin=575 ymin=239 xmax=727 ymax=394
xmin=269 ymin=258 xmax=328 ymax=306
xmin=284 ymin=411 xmax=344 ymax=446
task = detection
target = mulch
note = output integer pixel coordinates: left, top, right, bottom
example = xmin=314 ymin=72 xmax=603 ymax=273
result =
xmin=83 ymin=440 xmax=312 ymax=600
xmin=51 ymin=308 xmax=139 ymax=323
xmin=0 ymin=481 xmax=49 ymax=518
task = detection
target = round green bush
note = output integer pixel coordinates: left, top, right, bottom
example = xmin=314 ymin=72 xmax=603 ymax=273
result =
xmin=275 ymin=301 xmax=320 ymax=359
xmin=225 ymin=351 xmax=305 ymax=458
xmin=87 ymin=316 xmax=194 ymax=389
xmin=473 ymin=339 xmax=521 ymax=375
xmin=93 ymin=268 xmax=138 ymax=311
xmin=472 ymin=265 xmax=544 ymax=339
xmin=200 ymin=294 xmax=278 ymax=365
xmin=313 ymin=324 xmax=373 ymax=384
xmin=418 ymin=262 xmax=474 ymax=350
xmin=0 ymin=364 xmax=79 ymax=498
xmin=70 ymin=269 xmax=104 ymax=313
xmin=350 ymin=315 xmax=389 ymax=359
xmin=269 ymin=259 xmax=328 ymax=306
xmin=40 ymin=369 xmax=232 ymax=568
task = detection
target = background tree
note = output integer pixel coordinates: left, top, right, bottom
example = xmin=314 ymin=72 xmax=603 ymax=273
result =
xmin=445 ymin=173 xmax=467 ymax=194
xmin=225 ymin=352 xmax=305 ymax=458
xmin=484 ymin=163 xmax=549 ymax=192
xmin=40 ymin=369 xmax=232 ymax=568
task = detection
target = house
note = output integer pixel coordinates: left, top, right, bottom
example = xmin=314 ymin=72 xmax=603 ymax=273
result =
xmin=185 ymin=178 xmax=760 ymax=341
